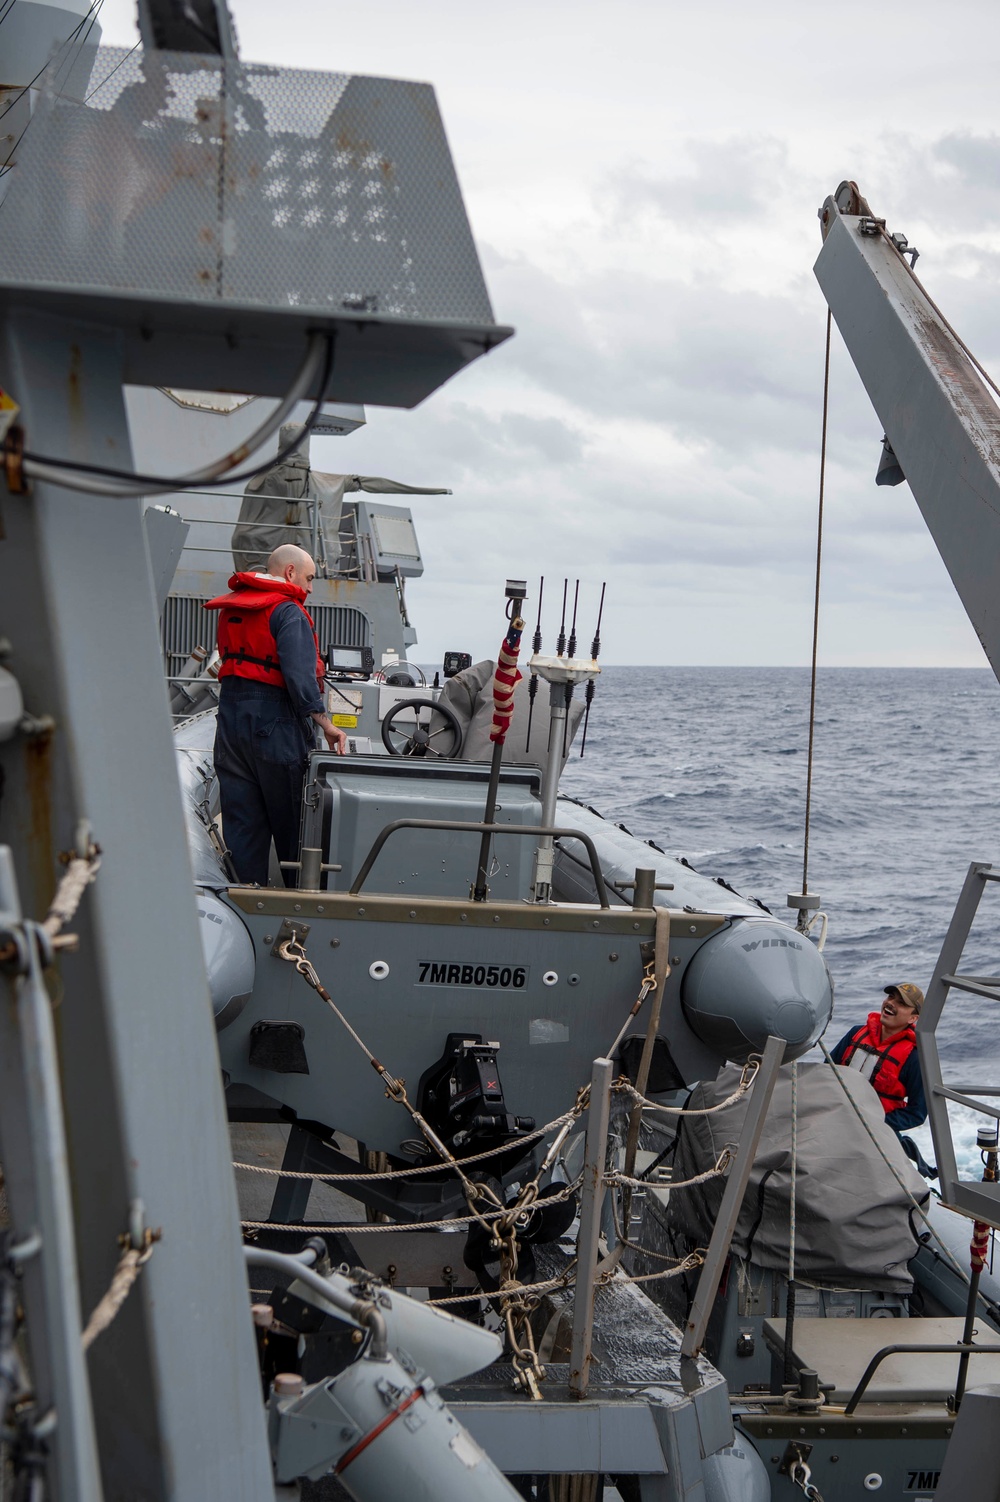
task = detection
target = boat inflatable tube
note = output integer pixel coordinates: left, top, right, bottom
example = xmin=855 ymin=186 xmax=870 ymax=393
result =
xmin=681 ymin=919 xmax=832 ymax=1064
xmin=196 ymin=890 xmax=255 ymax=1029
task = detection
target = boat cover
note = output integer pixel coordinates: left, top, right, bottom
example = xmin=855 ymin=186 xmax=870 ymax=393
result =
xmin=231 ymin=468 xmax=449 ymax=574
xmin=438 ymin=659 xmax=584 ymax=775
xmin=666 ymin=1060 xmax=930 ymax=1290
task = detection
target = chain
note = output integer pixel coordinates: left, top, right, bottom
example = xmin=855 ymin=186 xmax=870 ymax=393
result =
xmin=272 ymin=933 xmax=733 ymax=1399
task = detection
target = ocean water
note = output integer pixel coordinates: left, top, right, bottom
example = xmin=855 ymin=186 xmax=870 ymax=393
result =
xmin=558 ymin=666 xmax=1000 ymax=1173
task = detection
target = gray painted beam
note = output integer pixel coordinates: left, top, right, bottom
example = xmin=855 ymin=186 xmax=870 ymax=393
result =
xmin=0 ymin=850 xmax=103 ymax=1501
xmin=0 ymin=308 xmax=273 ymax=1498
xmin=815 ymin=206 xmax=1000 ymax=683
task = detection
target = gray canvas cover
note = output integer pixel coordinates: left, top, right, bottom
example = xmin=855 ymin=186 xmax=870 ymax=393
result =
xmin=437 ymin=659 xmax=584 ymax=778
xmin=231 ymin=468 xmax=449 ymax=575
xmin=666 ymin=1061 xmax=930 ymax=1290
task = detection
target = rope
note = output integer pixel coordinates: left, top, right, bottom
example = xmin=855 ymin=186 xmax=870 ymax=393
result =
xmin=269 ymin=931 xmax=699 ymax=1394
xmin=81 ymin=1239 xmax=155 ymax=1351
xmin=241 ymin=1176 xmax=582 ymax=1236
xmin=617 ymin=1255 xmax=705 ymax=1287
xmin=0 ymin=837 xmax=101 ymax=969
xmin=606 ymin=1148 xmax=733 ymax=1193
xmin=426 ymin=1271 xmax=577 ymax=1308
xmin=617 ymin=1058 xmax=760 ymax=1116
xmin=424 ymin=1250 xmax=706 ymax=1307
xmin=232 ymin=1112 xmax=577 ymax=1183
xmin=802 ymin=308 xmax=832 ymax=899
xmin=41 ymin=846 xmax=101 ymax=943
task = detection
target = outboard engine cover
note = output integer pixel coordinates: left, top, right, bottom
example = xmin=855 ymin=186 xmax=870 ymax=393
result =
xmin=418 ymin=1033 xmax=535 ymax=1153
xmin=681 ymin=919 xmax=832 ymax=1063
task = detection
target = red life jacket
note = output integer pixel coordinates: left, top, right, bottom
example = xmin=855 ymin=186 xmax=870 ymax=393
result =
xmin=204 ymin=573 xmax=323 ymax=691
xmin=840 ymin=1011 xmax=916 ymax=1113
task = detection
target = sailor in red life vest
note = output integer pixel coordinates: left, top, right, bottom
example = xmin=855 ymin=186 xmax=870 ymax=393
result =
xmin=830 ymin=982 xmax=928 ymax=1135
xmin=205 ymin=544 xmax=347 ymax=886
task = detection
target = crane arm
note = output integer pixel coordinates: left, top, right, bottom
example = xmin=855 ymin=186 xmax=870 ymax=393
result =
xmin=814 ymin=182 xmax=1000 ymax=682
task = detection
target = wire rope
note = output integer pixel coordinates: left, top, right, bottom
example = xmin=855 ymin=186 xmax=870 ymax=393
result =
xmin=20 ymin=332 xmax=335 ymax=497
xmin=800 ymin=308 xmax=832 ymax=898
xmin=0 ymin=0 xmax=104 ymax=147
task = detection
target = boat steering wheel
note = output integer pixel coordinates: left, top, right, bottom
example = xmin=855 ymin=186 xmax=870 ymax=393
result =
xmin=380 ymin=698 xmax=464 ymax=759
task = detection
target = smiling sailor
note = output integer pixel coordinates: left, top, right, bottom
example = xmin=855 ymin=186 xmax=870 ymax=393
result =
xmin=205 ymin=543 xmax=347 ymax=886
xmin=830 ymin=982 xmax=935 ymax=1175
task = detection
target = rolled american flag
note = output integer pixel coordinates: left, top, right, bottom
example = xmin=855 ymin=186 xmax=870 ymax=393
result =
xmin=489 ymin=620 xmax=524 ymax=744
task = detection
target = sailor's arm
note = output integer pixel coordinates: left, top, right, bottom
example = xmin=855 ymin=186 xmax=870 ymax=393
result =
xmin=885 ymin=1051 xmax=928 ymax=1133
xmin=271 ymin=603 xmax=347 ymax=754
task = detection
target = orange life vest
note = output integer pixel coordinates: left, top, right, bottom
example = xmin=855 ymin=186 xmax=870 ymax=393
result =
xmin=204 ymin=573 xmax=323 ymax=691
xmin=840 ymin=1011 xmax=916 ymax=1112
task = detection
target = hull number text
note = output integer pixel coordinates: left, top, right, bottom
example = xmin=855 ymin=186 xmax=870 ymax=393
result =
xmin=417 ymin=962 xmax=528 ymax=990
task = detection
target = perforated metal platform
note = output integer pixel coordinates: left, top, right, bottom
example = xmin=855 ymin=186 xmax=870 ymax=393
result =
xmin=0 ymin=48 xmax=511 ymax=402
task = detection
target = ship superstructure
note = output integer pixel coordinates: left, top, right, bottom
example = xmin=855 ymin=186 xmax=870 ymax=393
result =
xmin=1 ymin=3 xmax=1000 ymax=1498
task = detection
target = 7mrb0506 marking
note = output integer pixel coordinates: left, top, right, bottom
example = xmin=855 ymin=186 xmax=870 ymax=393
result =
xmin=416 ymin=961 xmax=529 ymax=989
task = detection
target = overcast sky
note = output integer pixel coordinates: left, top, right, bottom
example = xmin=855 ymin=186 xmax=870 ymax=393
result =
xmin=99 ymin=0 xmax=1000 ymax=666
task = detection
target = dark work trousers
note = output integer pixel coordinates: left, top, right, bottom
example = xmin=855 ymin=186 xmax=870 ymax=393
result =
xmin=214 ymin=680 xmax=312 ymax=886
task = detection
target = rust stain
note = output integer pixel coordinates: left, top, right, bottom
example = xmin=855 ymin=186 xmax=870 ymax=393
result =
xmin=24 ymin=729 xmax=55 ymax=918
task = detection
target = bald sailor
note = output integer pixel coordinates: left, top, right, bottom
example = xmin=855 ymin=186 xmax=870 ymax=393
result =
xmin=206 ymin=544 xmax=346 ymax=885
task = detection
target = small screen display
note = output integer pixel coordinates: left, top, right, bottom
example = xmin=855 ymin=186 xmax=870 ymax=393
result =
xmin=329 ymin=647 xmax=364 ymax=671
xmin=326 ymin=644 xmax=374 ymax=679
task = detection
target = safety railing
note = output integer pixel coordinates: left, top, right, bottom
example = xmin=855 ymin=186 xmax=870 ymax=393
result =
xmin=348 ymin=818 xmax=612 ymax=908
xmin=919 ymin=862 xmax=1000 ymax=1227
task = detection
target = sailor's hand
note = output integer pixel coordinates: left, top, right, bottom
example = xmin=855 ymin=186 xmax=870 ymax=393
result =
xmin=323 ymin=723 xmax=348 ymax=756
xmin=313 ymin=713 xmax=348 ymax=755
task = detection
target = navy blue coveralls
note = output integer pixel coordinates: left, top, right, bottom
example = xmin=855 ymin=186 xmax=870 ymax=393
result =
xmin=213 ymin=603 xmax=325 ymax=886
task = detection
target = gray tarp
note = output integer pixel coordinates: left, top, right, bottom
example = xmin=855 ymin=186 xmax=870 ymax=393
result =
xmin=666 ymin=1061 xmax=930 ymax=1291
xmin=437 ymin=658 xmax=584 ymax=778
xmin=230 ymin=466 xmax=450 ymax=574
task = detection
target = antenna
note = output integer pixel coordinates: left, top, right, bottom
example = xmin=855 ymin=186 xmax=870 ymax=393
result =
xmin=567 ymin=580 xmax=580 ymax=658
xmin=556 ymin=579 xmax=568 ymax=657
xmin=525 ymin=575 xmax=544 ymax=752
xmin=579 ymin=581 xmax=606 ymax=758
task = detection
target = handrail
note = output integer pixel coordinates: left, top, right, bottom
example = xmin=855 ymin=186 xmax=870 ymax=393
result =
xmin=843 ymin=1341 xmax=1000 ymax=1414
xmin=348 ymin=819 xmax=612 ymax=908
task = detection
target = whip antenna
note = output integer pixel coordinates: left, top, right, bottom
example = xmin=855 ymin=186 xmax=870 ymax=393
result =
xmin=567 ymin=580 xmax=580 ymax=658
xmin=562 ymin=580 xmax=580 ymax=757
xmin=579 ymin=581 xmax=606 ymax=757
xmin=525 ymin=575 xmax=544 ymax=753
xmin=556 ymin=579 xmax=568 ymax=657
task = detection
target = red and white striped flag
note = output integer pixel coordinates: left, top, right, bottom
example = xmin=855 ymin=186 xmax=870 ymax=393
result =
xmin=490 ymin=622 xmax=523 ymax=744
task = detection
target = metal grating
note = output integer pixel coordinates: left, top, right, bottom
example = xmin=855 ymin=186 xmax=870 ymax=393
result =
xmin=309 ymin=604 xmax=370 ymax=650
xmin=162 ymin=594 xmax=216 ymax=668
xmin=0 ymin=48 xmax=495 ymax=325
xmin=161 ymin=594 xmax=370 ymax=669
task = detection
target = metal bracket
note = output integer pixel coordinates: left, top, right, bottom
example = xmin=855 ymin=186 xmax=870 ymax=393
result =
xmin=778 ymin=1441 xmax=813 ymax=1478
xmin=270 ymin=918 xmax=311 ymax=959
